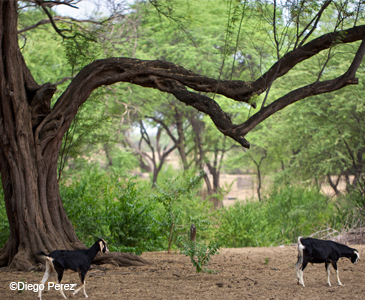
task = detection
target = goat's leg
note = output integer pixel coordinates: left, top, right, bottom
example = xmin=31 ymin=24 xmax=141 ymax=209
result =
xmin=70 ymin=272 xmax=88 ymax=298
xmin=82 ymin=279 xmax=88 ymax=298
xmin=80 ymin=272 xmax=88 ymax=298
xmin=325 ymin=262 xmax=331 ymax=286
xmin=57 ymin=269 xmax=67 ymax=299
xmin=295 ymin=255 xmax=303 ymax=284
xmin=70 ymin=283 xmax=84 ymax=298
xmin=331 ymin=261 xmax=342 ymax=286
xmin=299 ymin=260 xmax=308 ymax=287
xmin=38 ymin=260 xmax=53 ymax=300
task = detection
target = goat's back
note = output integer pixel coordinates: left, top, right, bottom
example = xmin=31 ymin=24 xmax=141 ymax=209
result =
xmin=48 ymin=249 xmax=93 ymax=272
xmin=299 ymin=237 xmax=342 ymax=262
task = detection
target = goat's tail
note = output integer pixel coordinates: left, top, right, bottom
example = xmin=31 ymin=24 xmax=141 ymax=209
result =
xmin=297 ymin=236 xmax=305 ymax=253
xmin=36 ymin=251 xmax=54 ymax=264
xmin=37 ymin=251 xmax=56 ymax=274
xmin=296 ymin=236 xmax=305 ymax=269
xmin=36 ymin=251 xmax=48 ymax=257
xmin=295 ymin=236 xmax=304 ymax=278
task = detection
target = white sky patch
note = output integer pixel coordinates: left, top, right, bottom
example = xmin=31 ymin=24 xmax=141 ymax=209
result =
xmin=54 ymin=0 xmax=109 ymax=19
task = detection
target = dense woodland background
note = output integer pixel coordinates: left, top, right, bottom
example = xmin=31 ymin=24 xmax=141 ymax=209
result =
xmin=1 ymin=0 xmax=365 ymax=257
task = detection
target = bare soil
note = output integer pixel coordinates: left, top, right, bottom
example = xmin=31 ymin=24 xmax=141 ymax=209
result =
xmin=1 ymin=245 xmax=365 ymax=300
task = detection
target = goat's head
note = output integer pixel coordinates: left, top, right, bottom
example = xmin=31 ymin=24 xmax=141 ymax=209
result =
xmin=98 ymin=238 xmax=109 ymax=254
xmin=351 ymin=250 xmax=360 ymax=264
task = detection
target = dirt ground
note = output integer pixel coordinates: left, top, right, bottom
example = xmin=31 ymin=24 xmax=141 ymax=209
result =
xmin=1 ymin=245 xmax=365 ymax=300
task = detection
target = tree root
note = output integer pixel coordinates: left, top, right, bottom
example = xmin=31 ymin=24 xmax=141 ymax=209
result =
xmin=1 ymin=242 xmax=151 ymax=271
xmin=93 ymin=252 xmax=151 ymax=267
xmin=35 ymin=252 xmax=151 ymax=271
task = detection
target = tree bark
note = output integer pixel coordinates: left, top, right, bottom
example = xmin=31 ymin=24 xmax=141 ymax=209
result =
xmin=327 ymin=174 xmax=341 ymax=196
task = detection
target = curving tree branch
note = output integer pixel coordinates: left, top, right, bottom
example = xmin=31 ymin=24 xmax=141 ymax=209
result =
xmin=35 ymin=26 xmax=365 ymax=149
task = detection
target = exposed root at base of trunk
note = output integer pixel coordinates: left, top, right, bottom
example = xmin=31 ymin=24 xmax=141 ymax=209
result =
xmin=1 ymin=244 xmax=151 ymax=271
xmin=34 ymin=251 xmax=151 ymax=272
xmin=93 ymin=252 xmax=151 ymax=267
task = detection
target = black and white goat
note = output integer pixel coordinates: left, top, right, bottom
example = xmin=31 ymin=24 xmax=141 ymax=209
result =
xmin=295 ymin=236 xmax=359 ymax=287
xmin=37 ymin=238 xmax=109 ymax=299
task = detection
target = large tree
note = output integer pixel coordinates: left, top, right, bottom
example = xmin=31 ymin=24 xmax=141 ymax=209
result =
xmin=1 ymin=0 xmax=365 ymax=269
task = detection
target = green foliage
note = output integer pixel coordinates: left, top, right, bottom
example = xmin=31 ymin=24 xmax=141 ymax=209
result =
xmin=57 ymin=87 xmax=138 ymax=180
xmin=264 ymin=186 xmax=335 ymax=244
xmin=60 ymin=167 xmax=214 ymax=253
xmin=19 ymin=9 xmax=70 ymax=85
xmin=106 ymin=178 xmax=166 ymax=254
xmin=0 ymin=185 xmax=9 ymax=248
xmin=60 ymin=167 xmax=163 ymax=253
xmin=60 ymin=167 xmax=111 ymax=244
xmin=62 ymin=28 xmax=101 ymax=74
xmin=218 ymin=185 xmax=338 ymax=247
xmin=217 ymin=198 xmax=268 ymax=247
xmin=178 ymin=236 xmax=220 ymax=273
xmin=150 ymin=171 xmax=213 ymax=251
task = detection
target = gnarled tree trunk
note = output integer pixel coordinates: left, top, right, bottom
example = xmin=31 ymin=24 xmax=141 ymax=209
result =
xmin=0 ymin=0 xmax=147 ymax=270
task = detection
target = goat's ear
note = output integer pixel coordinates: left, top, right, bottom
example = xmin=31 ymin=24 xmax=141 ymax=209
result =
xmin=355 ymin=251 xmax=360 ymax=260
xmin=99 ymin=241 xmax=104 ymax=252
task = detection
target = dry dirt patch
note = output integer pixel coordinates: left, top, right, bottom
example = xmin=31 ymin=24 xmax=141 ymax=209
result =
xmin=1 ymin=245 xmax=365 ymax=299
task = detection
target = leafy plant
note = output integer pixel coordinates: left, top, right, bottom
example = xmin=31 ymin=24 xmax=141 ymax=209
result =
xmin=106 ymin=177 xmax=165 ymax=254
xmin=178 ymin=236 xmax=220 ymax=273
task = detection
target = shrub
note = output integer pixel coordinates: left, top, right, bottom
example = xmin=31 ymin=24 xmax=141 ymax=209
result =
xmin=178 ymin=236 xmax=220 ymax=273
xmin=218 ymin=185 xmax=337 ymax=247
xmin=60 ymin=166 xmax=165 ymax=253
xmin=106 ymin=178 xmax=165 ymax=254
xmin=149 ymin=171 xmax=214 ymax=252
xmin=60 ymin=166 xmax=215 ymax=253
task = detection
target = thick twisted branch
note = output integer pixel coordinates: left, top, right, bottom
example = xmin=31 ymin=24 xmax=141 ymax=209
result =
xmin=36 ymin=26 xmax=365 ymax=149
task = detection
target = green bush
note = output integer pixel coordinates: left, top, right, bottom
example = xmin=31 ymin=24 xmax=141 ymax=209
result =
xmin=178 ymin=236 xmax=221 ymax=273
xmin=265 ymin=186 xmax=336 ymax=244
xmin=218 ymin=185 xmax=338 ymax=247
xmin=150 ymin=171 xmax=214 ymax=252
xmin=60 ymin=167 xmax=110 ymax=245
xmin=60 ymin=166 xmax=214 ymax=254
xmin=106 ymin=178 xmax=165 ymax=254
xmin=60 ymin=167 xmax=165 ymax=253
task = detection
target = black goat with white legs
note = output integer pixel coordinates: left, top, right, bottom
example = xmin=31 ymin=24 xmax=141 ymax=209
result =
xmin=37 ymin=238 xmax=109 ymax=299
xmin=295 ymin=236 xmax=359 ymax=287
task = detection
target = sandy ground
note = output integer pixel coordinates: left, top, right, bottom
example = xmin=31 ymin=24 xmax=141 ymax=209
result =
xmin=1 ymin=245 xmax=365 ymax=300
